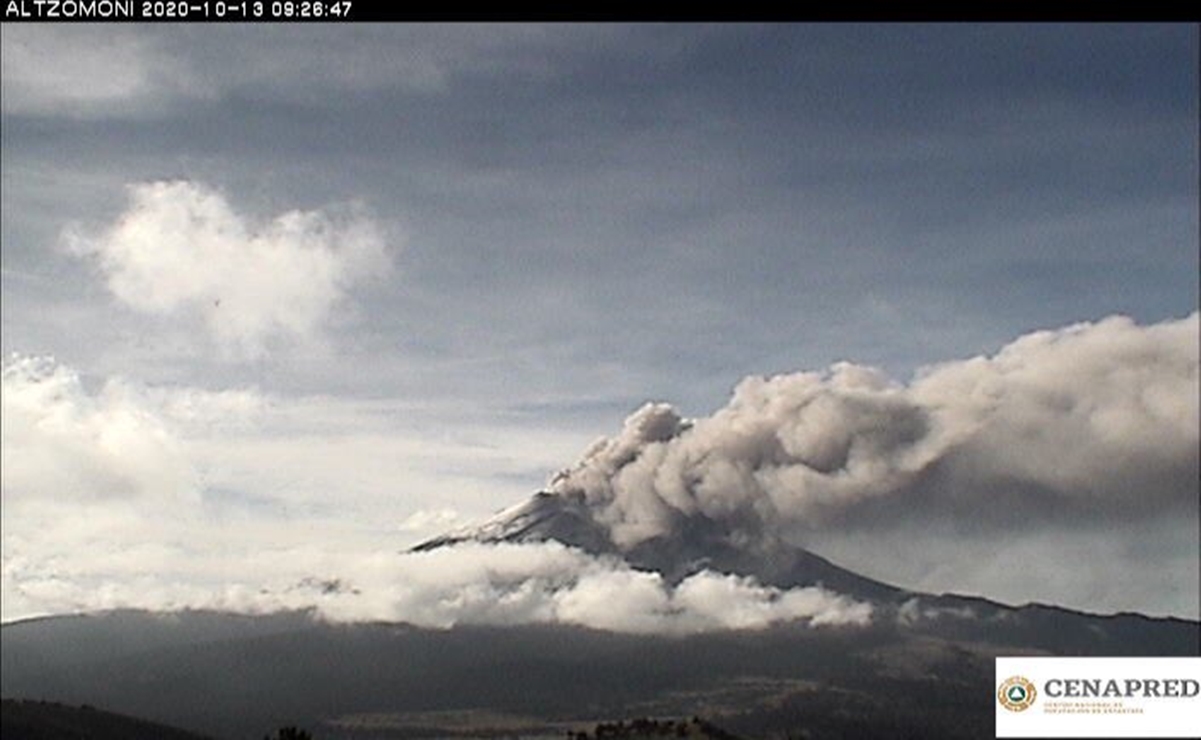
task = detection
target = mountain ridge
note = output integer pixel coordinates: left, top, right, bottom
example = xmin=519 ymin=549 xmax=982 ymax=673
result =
xmin=3 ymin=492 xmax=1195 ymax=739
xmin=411 ymin=488 xmax=1200 ymax=626
xmin=412 ymin=489 xmax=907 ymax=604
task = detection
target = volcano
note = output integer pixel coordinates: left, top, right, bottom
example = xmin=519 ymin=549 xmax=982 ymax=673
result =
xmin=4 ymin=488 xmax=1197 ymax=740
xmin=409 ymin=486 xmax=1201 ymax=641
xmin=413 ymin=490 xmax=905 ymax=603
xmin=5 ymin=490 xmax=1198 ymax=740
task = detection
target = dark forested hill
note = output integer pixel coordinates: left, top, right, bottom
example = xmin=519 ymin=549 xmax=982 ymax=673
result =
xmin=2 ymin=608 xmax=1197 ymax=740
xmin=0 ymin=699 xmax=216 ymax=740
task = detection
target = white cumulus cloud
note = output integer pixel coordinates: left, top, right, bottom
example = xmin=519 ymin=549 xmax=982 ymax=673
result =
xmin=1 ymin=354 xmax=197 ymax=506
xmin=66 ymin=180 xmax=391 ymax=358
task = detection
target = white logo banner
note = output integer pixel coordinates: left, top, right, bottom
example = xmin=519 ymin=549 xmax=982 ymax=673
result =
xmin=996 ymin=657 xmax=1201 ymax=738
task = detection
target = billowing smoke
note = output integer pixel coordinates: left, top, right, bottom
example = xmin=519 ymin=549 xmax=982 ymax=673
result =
xmin=546 ymin=313 xmax=1199 ymax=604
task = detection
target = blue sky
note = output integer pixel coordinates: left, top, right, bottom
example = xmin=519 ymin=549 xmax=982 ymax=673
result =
xmin=1 ymin=24 xmax=1197 ymax=620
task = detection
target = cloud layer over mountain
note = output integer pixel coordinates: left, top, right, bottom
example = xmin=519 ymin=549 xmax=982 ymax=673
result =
xmin=2 ymin=314 xmax=1197 ymax=625
xmin=0 ymin=354 xmax=868 ymax=632
xmin=287 ymin=543 xmax=874 ymax=633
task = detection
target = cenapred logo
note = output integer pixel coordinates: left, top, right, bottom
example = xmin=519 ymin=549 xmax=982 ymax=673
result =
xmin=997 ymin=657 xmax=1201 ymax=738
xmin=998 ymin=675 xmax=1038 ymax=712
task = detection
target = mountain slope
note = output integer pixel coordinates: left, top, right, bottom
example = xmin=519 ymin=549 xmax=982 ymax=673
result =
xmin=412 ymin=488 xmax=1201 ymax=640
xmin=413 ymin=490 xmax=905 ymax=602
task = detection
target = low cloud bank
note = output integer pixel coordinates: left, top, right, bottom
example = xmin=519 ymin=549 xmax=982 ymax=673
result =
xmin=300 ymin=542 xmax=873 ymax=633
xmin=3 ymin=539 xmax=871 ymax=633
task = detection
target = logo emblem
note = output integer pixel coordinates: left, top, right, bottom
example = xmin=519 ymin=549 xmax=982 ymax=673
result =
xmin=998 ymin=675 xmax=1038 ymax=712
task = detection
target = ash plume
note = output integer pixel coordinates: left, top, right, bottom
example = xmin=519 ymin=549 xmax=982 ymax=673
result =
xmin=546 ymin=313 xmax=1199 ymax=563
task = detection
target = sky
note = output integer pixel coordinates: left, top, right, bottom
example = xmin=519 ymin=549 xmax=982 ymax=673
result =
xmin=1 ymin=23 xmax=1198 ymax=623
